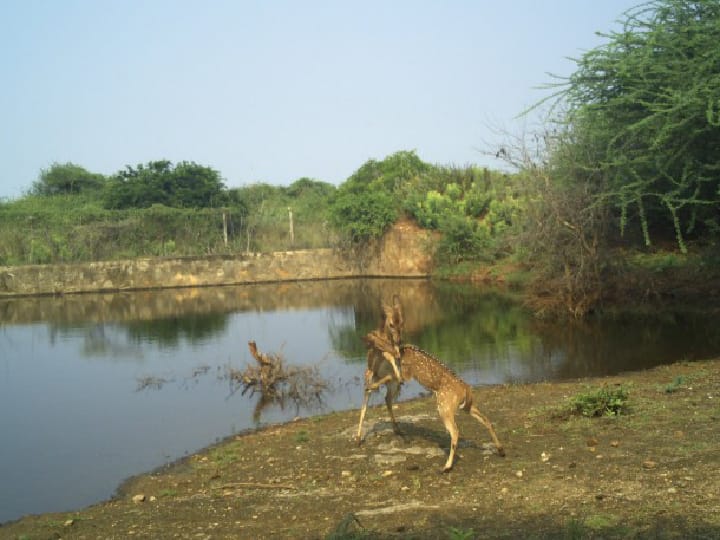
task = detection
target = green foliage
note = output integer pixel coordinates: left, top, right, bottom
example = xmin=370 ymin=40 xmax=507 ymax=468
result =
xmin=230 ymin=180 xmax=336 ymax=251
xmin=662 ymin=375 xmax=686 ymax=394
xmin=286 ymin=177 xmax=336 ymax=200
xmin=569 ymin=385 xmax=629 ymax=417
xmin=328 ymin=153 xmax=524 ymax=261
xmin=329 ymin=189 xmax=397 ymax=242
xmin=0 ymin=197 xmax=243 ymax=265
xmin=294 ymin=430 xmax=310 ymax=443
xmin=104 ymin=160 xmax=226 ymax=209
xmin=448 ymin=526 xmax=476 ymax=540
xmin=32 ymin=162 xmax=106 ymax=196
xmin=408 ymin=167 xmax=522 ymax=265
xmin=435 ymin=215 xmax=492 ymax=264
xmin=0 ymin=173 xmax=337 ymax=264
xmin=629 ymin=251 xmax=685 ymax=273
xmin=2 ymin=150 xmax=523 ymax=265
xmin=328 ymin=150 xmax=430 ymax=243
xmin=551 ymin=0 xmax=720 ymax=251
xmin=324 ymin=513 xmax=368 ymax=540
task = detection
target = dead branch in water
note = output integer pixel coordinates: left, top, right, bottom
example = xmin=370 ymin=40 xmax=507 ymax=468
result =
xmin=238 ymin=340 xmax=288 ymax=394
xmin=226 ymin=341 xmax=330 ymax=421
xmin=135 ymin=376 xmax=172 ymax=391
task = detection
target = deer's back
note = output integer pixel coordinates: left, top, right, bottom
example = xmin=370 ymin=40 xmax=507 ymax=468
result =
xmin=400 ymin=345 xmax=468 ymax=393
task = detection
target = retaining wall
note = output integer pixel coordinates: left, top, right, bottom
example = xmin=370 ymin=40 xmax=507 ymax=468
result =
xmin=0 ymin=220 xmax=434 ymax=297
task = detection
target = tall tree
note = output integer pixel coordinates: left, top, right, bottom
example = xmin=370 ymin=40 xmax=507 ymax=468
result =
xmin=104 ymin=160 xmax=225 ymax=209
xmin=32 ymin=162 xmax=106 ymax=196
xmin=329 ymin=150 xmax=432 ymax=242
xmin=553 ymin=0 xmax=720 ymax=250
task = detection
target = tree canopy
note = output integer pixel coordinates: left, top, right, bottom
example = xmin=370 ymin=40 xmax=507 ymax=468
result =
xmin=553 ymin=0 xmax=720 ymax=251
xmin=328 ymin=150 xmax=430 ymax=242
xmin=104 ymin=160 xmax=226 ymax=209
xmin=32 ymin=162 xmax=106 ymax=196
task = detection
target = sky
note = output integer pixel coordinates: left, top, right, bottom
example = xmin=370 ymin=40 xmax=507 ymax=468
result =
xmin=0 ymin=0 xmax=641 ymax=199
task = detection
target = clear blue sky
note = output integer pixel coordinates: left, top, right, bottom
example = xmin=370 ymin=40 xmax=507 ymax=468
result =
xmin=0 ymin=0 xmax=641 ymax=199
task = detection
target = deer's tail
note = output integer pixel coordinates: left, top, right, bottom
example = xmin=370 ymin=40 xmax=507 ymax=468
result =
xmin=460 ymin=384 xmax=473 ymax=412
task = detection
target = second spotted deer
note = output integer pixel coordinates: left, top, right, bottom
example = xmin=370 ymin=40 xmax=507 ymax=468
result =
xmin=361 ymin=328 xmax=505 ymax=472
xmin=355 ymin=295 xmax=405 ymax=444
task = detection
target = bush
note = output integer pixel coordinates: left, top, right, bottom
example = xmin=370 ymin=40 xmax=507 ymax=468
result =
xmin=329 ymin=190 xmax=397 ymax=243
xmin=569 ymin=385 xmax=629 ymax=417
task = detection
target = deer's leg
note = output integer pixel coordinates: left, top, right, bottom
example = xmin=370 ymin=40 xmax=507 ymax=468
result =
xmin=356 ymin=386 xmax=373 ymax=445
xmin=382 ymin=351 xmax=402 ymax=381
xmin=469 ymin=405 xmax=505 ymax=457
xmin=384 ymin=381 xmax=402 ymax=434
xmin=438 ymin=400 xmax=460 ymax=472
xmin=368 ymin=373 xmax=395 ymax=391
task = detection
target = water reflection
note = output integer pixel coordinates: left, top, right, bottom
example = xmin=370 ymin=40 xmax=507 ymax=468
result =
xmin=126 ymin=313 xmax=229 ymax=347
xmin=1 ymin=278 xmax=720 ymax=524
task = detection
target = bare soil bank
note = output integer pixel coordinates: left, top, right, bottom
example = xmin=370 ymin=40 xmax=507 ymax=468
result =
xmin=3 ymin=358 xmax=719 ymax=539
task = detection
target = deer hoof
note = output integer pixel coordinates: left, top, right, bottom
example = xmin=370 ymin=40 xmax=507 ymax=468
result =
xmin=497 ymin=447 xmax=506 ymax=457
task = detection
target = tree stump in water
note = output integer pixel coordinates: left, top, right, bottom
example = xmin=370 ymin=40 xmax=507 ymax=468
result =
xmin=228 ymin=341 xmax=329 ymax=422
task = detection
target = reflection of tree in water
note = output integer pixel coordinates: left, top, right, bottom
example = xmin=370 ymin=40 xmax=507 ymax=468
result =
xmin=125 ymin=313 xmax=229 ymax=347
xmin=531 ymin=311 xmax=720 ymax=379
xmin=47 ymin=323 xmax=144 ymax=359
xmin=327 ymin=297 xmax=401 ymax=363
xmin=328 ymin=325 xmax=366 ymax=363
xmin=46 ymin=313 xmax=229 ymax=358
xmin=327 ymin=284 xmax=533 ymax=370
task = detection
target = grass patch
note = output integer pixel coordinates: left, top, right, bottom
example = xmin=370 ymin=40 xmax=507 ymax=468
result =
xmin=208 ymin=447 xmax=239 ymax=465
xmin=447 ymin=526 xmax=476 ymax=540
xmin=567 ymin=385 xmax=629 ymax=417
xmin=583 ymin=513 xmax=618 ymax=530
xmin=660 ymin=375 xmax=687 ymax=393
xmin=324 ymin=513 xmax=370 ymax=540
xmin=629 ymin=251 xmax=687 ymax=273
xmin=295 ymin=430 xmax=310 ymax=443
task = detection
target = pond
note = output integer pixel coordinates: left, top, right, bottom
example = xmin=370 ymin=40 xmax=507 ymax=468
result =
xmin=1 ymin=278 xmax=719 ymax=523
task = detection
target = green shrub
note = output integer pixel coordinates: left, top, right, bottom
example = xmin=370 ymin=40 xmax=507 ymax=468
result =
xmin=569 ymin=385 xmax=629 ymax=417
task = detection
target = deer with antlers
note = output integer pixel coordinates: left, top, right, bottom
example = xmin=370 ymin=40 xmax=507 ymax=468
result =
xmin=356 ymin=300 xmax=505 ymax=472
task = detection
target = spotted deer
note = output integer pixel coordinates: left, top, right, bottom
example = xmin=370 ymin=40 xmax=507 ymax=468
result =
xmin=360 ymin=329 xmax=505 ymax=472
xmin=355 ymin=295 xmax=404 ymax=444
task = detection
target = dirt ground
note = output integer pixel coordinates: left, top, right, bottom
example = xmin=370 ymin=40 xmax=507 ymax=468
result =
xmin=3 ymin=358 xmax=720 ymax=540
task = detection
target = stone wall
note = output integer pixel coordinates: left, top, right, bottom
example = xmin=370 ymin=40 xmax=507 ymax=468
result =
xmin=0 ymin=220 xmax=434 ymax=297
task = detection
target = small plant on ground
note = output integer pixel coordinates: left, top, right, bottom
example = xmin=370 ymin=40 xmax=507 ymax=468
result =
xmin=662 ymin=375 xmax=686 ymax=393
xmin=448 ymin=526 xmax=476 ymax=540
xmin=562 ymin=517 xmax=588 ymax=540
xmin=324 ymin=513 xmax=369 ymax=540
xmin=295 ymin=430 xmax=310 ymax=443
xmin=569 ymin=385 xmax=629 ymax=417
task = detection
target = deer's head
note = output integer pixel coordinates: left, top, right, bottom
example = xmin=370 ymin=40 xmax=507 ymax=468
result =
xmin=379 ymin=294 xmax=403 ymax=359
